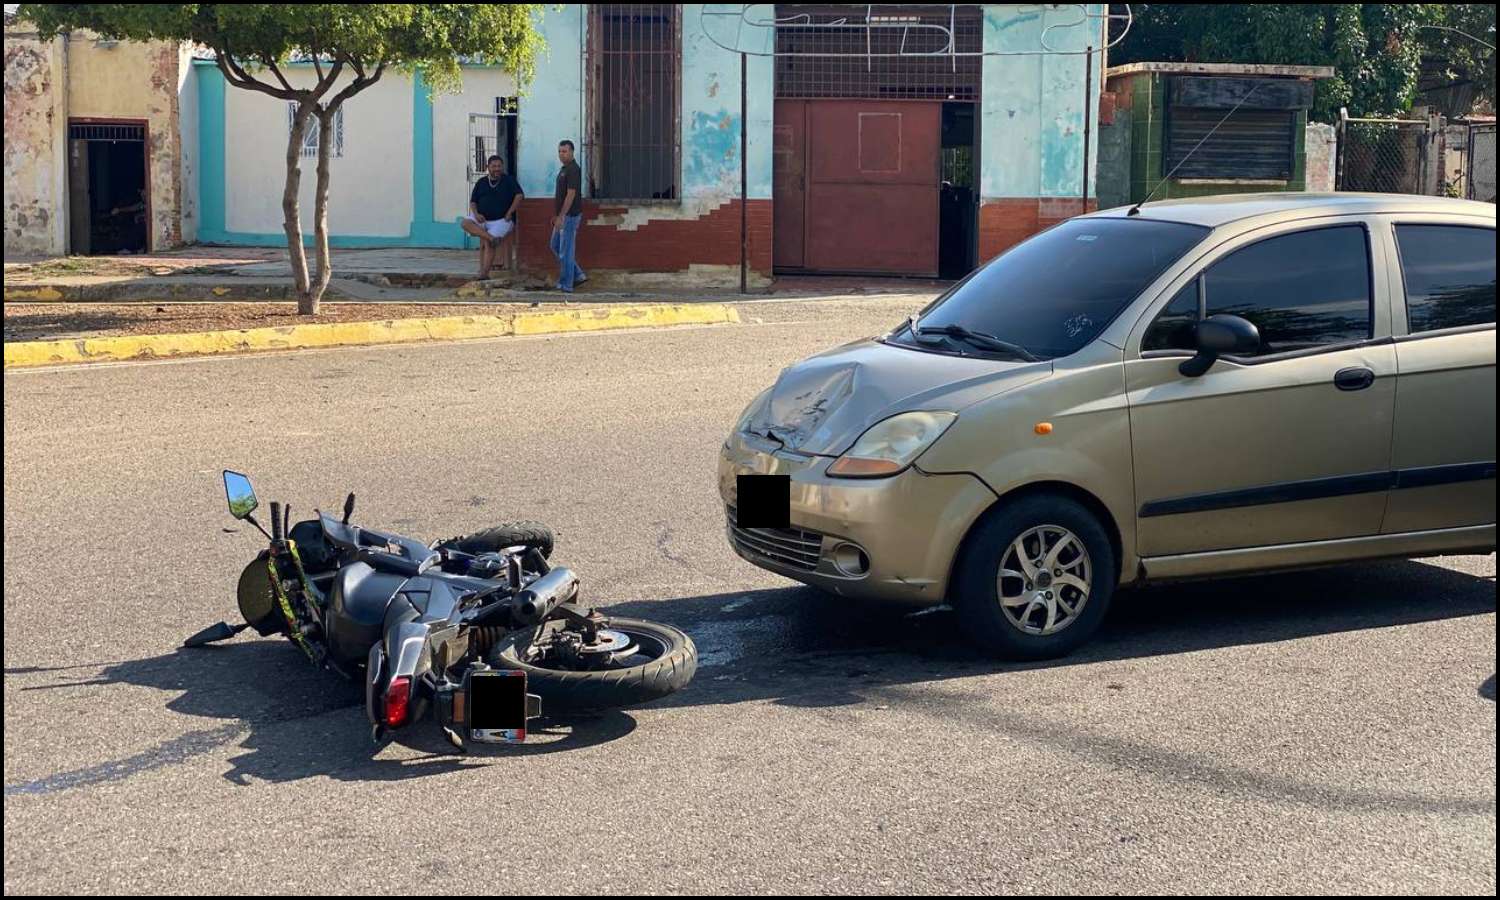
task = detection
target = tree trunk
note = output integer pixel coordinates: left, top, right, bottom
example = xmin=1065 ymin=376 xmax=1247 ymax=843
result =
xmin=307 ymin=108 xmax=336 ymax=315
xmin=284 ymin=102 xmax=314 ymax=314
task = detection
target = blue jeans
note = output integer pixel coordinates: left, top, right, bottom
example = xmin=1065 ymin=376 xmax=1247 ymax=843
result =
xmin=549 ymin=213 xmax=586 ymax=291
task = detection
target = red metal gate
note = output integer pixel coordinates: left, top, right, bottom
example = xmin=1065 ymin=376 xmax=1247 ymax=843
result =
xmin=774 ymin=99 xmax=941 ymax=276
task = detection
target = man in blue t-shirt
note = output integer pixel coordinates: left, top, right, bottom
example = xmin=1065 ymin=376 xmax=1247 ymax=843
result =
xmin=461 ymin=155 xmax=523 ymax=279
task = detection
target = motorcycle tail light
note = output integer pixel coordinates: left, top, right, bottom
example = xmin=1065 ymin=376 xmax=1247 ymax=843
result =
xmin=384 ymin=676 xmax=412 ymax=728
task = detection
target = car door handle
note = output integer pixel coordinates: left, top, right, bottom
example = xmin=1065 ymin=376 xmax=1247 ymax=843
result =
xmin=1334 ymin=367 xmax=1376 ymax=392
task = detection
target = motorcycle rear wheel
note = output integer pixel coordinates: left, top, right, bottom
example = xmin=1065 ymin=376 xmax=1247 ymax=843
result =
xmin=488 ymin=618 xmax=696 ymax=711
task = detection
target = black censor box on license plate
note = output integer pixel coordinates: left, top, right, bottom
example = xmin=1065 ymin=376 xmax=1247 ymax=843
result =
xmin=736 ymin=474 xmax=790 ymax=528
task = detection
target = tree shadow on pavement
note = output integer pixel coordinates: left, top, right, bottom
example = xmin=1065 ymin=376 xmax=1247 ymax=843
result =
xmin=603 ymin=556 xmax=1497 ymax=712
xmin=5 ymin=641 xmax=636 ymax=795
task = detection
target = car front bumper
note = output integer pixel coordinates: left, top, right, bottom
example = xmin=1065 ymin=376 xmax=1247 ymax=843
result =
xmin=717 ymin=431 xmax=997 ymax=607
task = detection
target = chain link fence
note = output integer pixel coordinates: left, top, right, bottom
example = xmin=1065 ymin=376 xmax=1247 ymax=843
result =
xmin=1468 ymin=123 xmax=1496 ymax=203
xmin=1336 ymin=112 xmax=1432 ymax=194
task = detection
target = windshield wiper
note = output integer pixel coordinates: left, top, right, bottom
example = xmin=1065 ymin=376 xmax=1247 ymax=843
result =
xmin=915 ymin=324 xmax=1039 ymax=362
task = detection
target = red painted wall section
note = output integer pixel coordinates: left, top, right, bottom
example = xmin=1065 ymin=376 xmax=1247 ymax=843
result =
xmin=978 ymin=198 xmax=1098 ymax=262
xmin=514 ymin=198 xmax=773 ymax=276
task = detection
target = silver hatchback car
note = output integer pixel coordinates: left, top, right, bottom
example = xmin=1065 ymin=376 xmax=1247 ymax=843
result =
xmin=720 ymin=193 xmax=1497 ymax=659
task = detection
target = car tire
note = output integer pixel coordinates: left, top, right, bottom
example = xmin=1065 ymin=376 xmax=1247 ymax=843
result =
xmin=951 ymin=494 xmax=1116 ymax=660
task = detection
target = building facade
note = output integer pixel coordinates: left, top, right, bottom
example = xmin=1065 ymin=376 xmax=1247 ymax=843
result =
xmin=8 ymin=5 xmax=1108 ymax=283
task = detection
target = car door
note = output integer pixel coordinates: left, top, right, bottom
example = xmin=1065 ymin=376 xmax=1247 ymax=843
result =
xmin=1124 ymin=217 xmax=1398 ymax=558
xmin=1380 ymin=218 xmax=1496 ymax=533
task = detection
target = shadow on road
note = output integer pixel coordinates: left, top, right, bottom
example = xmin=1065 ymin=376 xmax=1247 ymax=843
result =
xmin=604 ymin=557 xmax=1497 ymax=712
xmin=5 ymin=641 xmax=637 ymax=794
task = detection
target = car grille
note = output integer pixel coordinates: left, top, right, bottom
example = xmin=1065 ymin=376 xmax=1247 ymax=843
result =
xmin=726 ymin=507 xmax=824 ymax=572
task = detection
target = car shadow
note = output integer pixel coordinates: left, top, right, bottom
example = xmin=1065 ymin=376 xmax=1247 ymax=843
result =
xmin=5 ymin=642 xmax=637 ymax=794
xmin=601 ymin=557 xmax=1497 ymax=712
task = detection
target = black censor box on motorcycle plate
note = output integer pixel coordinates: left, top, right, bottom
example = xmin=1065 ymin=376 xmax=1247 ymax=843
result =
xmin=736 ymin=474 xmax=790 ymax=528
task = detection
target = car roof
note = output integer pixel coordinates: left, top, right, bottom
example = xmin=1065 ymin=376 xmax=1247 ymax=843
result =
xmin=1087 ymin=192 xmax=1497 ymax=228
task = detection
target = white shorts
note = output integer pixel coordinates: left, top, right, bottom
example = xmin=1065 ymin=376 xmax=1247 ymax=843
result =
xmin=465 ymin=214 xmax=513 ymax=240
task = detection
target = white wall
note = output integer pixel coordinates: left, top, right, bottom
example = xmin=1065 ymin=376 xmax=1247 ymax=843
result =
xmin=223 ymin=67 xmax=412 ymax=236
xmin=433 ymin=67 xmax=519 ymax=222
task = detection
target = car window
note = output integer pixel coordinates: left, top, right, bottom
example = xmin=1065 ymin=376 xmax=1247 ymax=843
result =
xmin=1142 ymin=280 xmax=1200 ymax=352
xmin=1394 ymin=225 xmax=1496 ymax=333
xmin=1203 ymin=225 xmax=1372 ymax=356
xmin=887 ymin=217 xmax=1210 ymax=360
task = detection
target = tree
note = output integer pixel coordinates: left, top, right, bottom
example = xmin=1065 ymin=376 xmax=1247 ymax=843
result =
xmin=1110 ymin=4 xmax=1495 ymax=121
xmin=19 ymin=4 xmax=546 ymax=315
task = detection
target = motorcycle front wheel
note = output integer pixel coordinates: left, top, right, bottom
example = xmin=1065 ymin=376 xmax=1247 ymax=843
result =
xmin=487 ymin=618 xmax=697 ymax=712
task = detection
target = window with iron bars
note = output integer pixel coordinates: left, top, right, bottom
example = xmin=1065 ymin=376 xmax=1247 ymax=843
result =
xmin=287 ymin=102 xmax=344 ymax=159
xmin=774 ymin=5 xmax=982 ymax=101
xmin=585 ymin=4 xmax=681 ymax=202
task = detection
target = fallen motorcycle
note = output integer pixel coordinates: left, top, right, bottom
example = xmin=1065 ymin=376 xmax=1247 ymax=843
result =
xmin=187 ymin=471 xmax=697 ymax=749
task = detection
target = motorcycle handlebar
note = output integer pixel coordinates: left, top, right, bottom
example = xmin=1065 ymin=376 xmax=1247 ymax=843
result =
xmin=270 ymin=501 xmax=284 ymax=542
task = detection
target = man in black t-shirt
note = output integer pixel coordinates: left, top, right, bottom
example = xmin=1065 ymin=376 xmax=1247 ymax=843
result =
xmin=549 ymin=139 xmax=587 ymax=292
xmin=461 ymin=155 xmax=523 ymax=279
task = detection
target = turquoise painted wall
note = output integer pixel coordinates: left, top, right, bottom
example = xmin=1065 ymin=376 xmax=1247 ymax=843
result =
xmin=981 ymin=4 xmax=1103 ymax=200
xmin=520 ymin=6 xmax=584 ymax=198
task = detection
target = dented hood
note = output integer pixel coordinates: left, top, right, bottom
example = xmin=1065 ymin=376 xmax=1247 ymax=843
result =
xmin=745 ymin=338 xmax=1051 ymax=456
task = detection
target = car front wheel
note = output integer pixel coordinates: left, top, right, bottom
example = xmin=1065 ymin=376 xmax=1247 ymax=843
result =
xmin=952 ymin=494 xmax=1116 ymax=660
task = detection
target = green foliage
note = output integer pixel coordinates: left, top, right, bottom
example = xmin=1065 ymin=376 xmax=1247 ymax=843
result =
xmin=16 ymin=4 xmax=547 ymax=98
xmin=1113 ymin=4 xmax=1495 ymax=120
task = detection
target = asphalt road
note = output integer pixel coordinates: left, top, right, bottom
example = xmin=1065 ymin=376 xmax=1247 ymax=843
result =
xmin=4 ymin=296 xmax=1495 ymax=895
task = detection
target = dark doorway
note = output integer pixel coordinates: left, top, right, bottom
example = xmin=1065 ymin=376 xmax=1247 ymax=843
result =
xmin=940 ymin=102 xmax=977 ymax=279
xmin=68 ymin=121 xmax=148 ymax=255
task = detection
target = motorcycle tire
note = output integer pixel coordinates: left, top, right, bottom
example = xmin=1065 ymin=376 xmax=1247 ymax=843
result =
xmin=435 ymin=521 xmax=555 ymax=559
xmin=488 ymin=617 xmax=697 ymax=712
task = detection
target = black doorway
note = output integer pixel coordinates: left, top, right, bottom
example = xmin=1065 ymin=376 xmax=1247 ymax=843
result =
xmin=68 ymin=121 xmax=149 ymax=255
xmin=939 ymin=102 xmax=977 ymax=279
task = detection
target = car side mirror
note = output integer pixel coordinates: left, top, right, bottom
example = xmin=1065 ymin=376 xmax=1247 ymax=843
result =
xmin=223 ymin=470 xmax=259 ymax=520
xmin=1180 ymin=314 xmax=1260 ymax=377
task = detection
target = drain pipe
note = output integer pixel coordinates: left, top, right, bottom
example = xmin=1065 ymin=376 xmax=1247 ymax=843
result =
xmin=1082 ymin=44 xmax=1092 ymax=213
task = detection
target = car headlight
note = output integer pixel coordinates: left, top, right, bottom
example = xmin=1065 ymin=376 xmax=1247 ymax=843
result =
xmin=734 ymin=387 xmax=773 ymax=435
xmin=827 ymin=411 xmax=957 ymax=478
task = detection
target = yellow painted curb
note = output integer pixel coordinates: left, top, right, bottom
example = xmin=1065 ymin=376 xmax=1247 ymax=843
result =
xmin=4 ymin=286 xmax=65 ymax=302
xmin=4 ymin=303 xmax=740 ymax=369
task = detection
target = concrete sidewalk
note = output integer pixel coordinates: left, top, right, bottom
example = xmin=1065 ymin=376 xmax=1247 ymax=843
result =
xmin=5 ymin=246 xmax=953 ymax=305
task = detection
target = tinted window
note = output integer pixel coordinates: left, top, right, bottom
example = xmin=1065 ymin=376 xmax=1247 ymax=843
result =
xmin=1143 ymin=280 xmax=1200 ymax=352
xmin=1203 ymin=226 xmax=1371 ymax=356
xmin=1395 ymin=225 xmax=1496 ymax=333
xmin=888 ymin=218 xmax=1210 ymax=360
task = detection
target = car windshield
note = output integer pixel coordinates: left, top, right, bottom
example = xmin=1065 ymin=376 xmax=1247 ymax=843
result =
xmin=887 ymin=217 xmax=1211 ymax=360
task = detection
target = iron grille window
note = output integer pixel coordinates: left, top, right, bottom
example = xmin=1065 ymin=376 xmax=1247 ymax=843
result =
xmin=287 ymin=102 xmax=344 ymax=159
xmin=1166 ymin=107 xmax=1296 ymax=181
xmin=774 ymin=5 xmax=982 ymax=101
xmin=586 ymin=4 xmax=680 ymax=202
xmin=68 ymin=123 xmax=145 ymax=142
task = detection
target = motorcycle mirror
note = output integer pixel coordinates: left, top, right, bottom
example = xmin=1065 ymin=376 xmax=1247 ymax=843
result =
xmin=184 ymin=621 xmax=249 ymax=647
xmin=223 ymin=471 xmax=259 ymax=520
xmin=342 ymin=492 xmax=356 ymax=525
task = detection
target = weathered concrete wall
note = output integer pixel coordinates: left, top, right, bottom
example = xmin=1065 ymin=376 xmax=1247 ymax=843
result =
xmin=1471 ymin=126 xmax=1496 ymax=203
xmin=1305 ymin=121 xmax=1336 ymax=192
xmin=4 ymin=23 xmax=67 ymax=256
xmin=67 ymin=33 xmax=187 ymax=250
xmin=177 ymin=44 xmax=198 ymax=243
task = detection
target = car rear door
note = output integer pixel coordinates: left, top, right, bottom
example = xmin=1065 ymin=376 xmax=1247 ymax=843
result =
xmin=1124 ymin=217 xmax=1399 ymax=558
xmin=1379 ymin=217 xmax=1496 ymax=533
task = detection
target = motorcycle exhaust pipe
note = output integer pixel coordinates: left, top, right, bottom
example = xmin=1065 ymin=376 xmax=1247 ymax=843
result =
xmin=511 ymin=567 xmax=579 ymax=625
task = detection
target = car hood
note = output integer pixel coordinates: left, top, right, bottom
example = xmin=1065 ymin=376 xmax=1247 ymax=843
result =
xmin=744 ymin=337 xmax=1052 ymax=456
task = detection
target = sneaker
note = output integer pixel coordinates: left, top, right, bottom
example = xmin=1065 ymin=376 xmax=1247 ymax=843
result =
xmin=575 ymin=273 xmax=589 ymax=285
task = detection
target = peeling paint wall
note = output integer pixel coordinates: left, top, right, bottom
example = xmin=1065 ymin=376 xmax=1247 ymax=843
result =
xmin=4 ymin=23 xmax=67 ymax=256
xmin=67 ymin=33 xmax=188 ymax=249
xmin=981 ymin=5 xmax=1103 ymax=201
xmin=177 ymin=43 xmax=198 ymax=243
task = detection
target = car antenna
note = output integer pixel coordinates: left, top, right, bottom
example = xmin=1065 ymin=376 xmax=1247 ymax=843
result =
xmin=1127 ymin=81 xmax=1261 ymax=217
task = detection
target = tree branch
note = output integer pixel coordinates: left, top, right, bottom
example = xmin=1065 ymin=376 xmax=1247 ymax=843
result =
xmin=265 ymin=57 xmax=296 ymax=95
xmin=214 ymin=48 xmax=300 ymax=102
xmin=326 ymin=58 xmax=387 ymax=111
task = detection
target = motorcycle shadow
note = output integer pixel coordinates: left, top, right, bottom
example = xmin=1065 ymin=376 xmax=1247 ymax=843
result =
xmin=33 ymin=641 xmax=639 ymax=787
